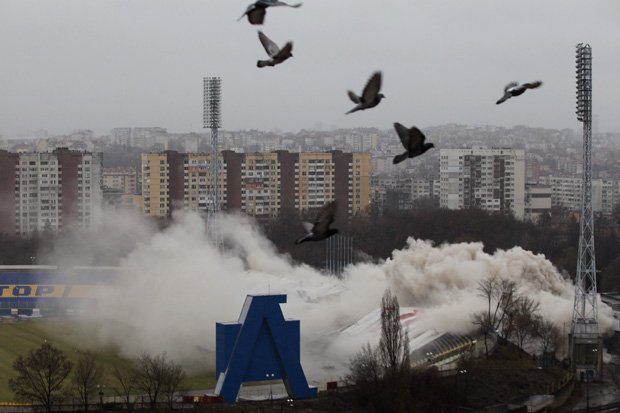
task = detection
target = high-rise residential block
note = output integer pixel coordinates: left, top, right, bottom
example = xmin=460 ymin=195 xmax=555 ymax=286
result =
xmin=439 ymin=148 xmax=525 ymax=219
xmin=0 ymin=148 xmax=102 ymax=236
xmin=184 ymin=153 xmax=227 ymax=213
xmin=547 ymin=176 xmax=620 ymax=215
xmin=141 ymin=150 xmax=371 ymax=220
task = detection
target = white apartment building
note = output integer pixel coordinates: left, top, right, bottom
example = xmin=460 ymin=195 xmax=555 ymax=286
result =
xmin=439 ymin=148 xmax=525 ymax=219
xmin=16 ymin=153 xmax=62 ymax=235
xmin=76 ymin=152 xmax=102 ymax=229
xmin=13 ymin=150 xmax=102 ymax=235
xmin=524 ymin=184 xmax=552 ymax=222
xmin=547 ymin=176 xmax=620 ymax=215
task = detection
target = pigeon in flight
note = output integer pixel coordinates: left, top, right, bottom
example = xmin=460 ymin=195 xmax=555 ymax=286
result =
xmin=295 ymin=201 xmax=339 ymax=244
xmin=256 ymin=31 xmax=293 ymax=68
xmin=496 ymin=81 xmax=543 ymax=105
xmin=346 ymin=71 xmax=385 ymax=114
xmin=238 ymin=0 xmax=302 ymax=25
xmin=392 ymin=123 xmax=434 ymax=164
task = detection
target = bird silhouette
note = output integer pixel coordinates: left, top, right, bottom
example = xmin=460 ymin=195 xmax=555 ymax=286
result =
xmin=392 ymin=123 xmax=434 ymax=164
xmin=295 ymin=201 xmax=339 ymax=244
xmin=496 ymin=81 xmax=543 ymax=104
xmin=238 ymin=0 xmax=302 ymax=25
xmin=346 ymin=71 xmax=385 ymax=114
xmin=256 ymin=31 xmax=293 ymax=68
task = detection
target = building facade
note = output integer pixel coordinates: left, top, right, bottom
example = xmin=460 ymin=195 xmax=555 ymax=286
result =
xmin=141 ymin=150 xmax=371 ymax=220
xmin=524 ymin=184 xmax=552 ymax=222
xmin=547 ymin=176 xmax=620 ymax=215
xmin=102 ymin=168 xmax=137 ymax=195
xmin=0 ymin=149 xmax=102 ymax=236
xmin=439 ymin=148 xmax=525 ymax=219
xmin=184 ymin=153 xmax=227 ymax=213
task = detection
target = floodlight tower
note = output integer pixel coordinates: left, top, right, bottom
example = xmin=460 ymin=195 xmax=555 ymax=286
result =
xmin=204 ymin=77 xmax=222 ymax=246
xmin=570 ymin=43 xmax=601 ymax=379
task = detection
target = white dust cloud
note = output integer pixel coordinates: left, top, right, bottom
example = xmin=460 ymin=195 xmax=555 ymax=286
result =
xmin=86 ymin=210 xmax=612 ymax=381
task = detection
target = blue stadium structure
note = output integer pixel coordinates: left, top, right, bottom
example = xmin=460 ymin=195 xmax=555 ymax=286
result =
xmin=215 ymin=294 xmax=317 ymax=403
xmin=0 ymin=266 xmax=118 ymax=316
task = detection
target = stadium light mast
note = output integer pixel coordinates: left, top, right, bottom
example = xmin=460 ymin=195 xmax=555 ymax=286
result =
xmin=204 ymin=77 xmax=222 ymax=245
xmin=570 ymin=43 xmax=601 ymax=380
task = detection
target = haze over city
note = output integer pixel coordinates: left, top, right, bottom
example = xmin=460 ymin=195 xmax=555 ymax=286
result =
xmin=1 ymin=0 xmax=619 ymax=138
xmin=2 ymin=1 xmax=620 ymax=411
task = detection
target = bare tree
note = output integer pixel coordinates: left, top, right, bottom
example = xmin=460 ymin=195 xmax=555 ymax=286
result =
xmin=472 ymin=276 xmax=518 ymax=357
xmin=347 ymin=343 xmax=384 ymax=410
xmin=134 ymin=352 xmax=185 ymax=409
xmin=72 ymin=351 xmax=105 ymax=412
xmin=535 ymin=318 xmax=563 ymax=357
xmin=511 ymin=297 xmax=540 ymax=355
xmin=161 ymin=359 xmax=185 ymax=409
xmin=347 ymin=290 xmax=412 ymax=412
xmin=379 ymin=289 xmax=411 ymax=413
xmin=9 ymin=342 xmax=73 ymax=413
xmin=379 ymin=289 xmax=410 ymax=375
xmin=111 ymin=365 xmax=136 ymax=412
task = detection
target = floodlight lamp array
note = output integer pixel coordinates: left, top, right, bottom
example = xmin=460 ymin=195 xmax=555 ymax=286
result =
xmin=575 ymin=44 xmax=592 ymax=122
xmin=203 ymin=77 xmax=222 ymax=129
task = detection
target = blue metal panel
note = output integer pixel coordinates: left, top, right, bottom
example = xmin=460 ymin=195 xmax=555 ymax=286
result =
xmin=0 ymin=267 xmax=118 ymax=314
xmin=215 ymin=294 xmax=317 ymax=403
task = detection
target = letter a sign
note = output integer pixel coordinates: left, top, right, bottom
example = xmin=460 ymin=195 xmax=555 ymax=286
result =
xmin=214 ymin=294 xmax=317 ymax=403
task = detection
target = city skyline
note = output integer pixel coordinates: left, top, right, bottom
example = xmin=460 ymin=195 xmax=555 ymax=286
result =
xmin=1 ymin=0 xmax=619 ymax=138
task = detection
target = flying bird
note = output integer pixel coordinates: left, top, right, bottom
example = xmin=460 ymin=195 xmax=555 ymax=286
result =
xmin=392 ymin=123 xmax=434 ymax=164
xmin=496 ymin=81 xmax=543 ymax=105
xmin=295 ymin=201 xmax=339 ymax=244
xmin=256 ymin=31 xmax=293 ymax=68
xmin=238 ymin=0 xmax=302 ymax=25
xmin=346 ymin=71 xmax=385 ymax=114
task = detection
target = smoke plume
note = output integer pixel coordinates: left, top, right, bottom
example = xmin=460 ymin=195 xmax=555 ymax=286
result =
xmin=76 ymin=210 xmax=612 ymax=382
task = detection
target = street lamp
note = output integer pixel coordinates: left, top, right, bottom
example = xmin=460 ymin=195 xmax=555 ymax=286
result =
xmin=97 ymin=384 xmax=105 ymax=410
xmin=266 ymin=373 xmax=275 ymax=402
xmin=456 ymin=369 xmax=467 ymax=405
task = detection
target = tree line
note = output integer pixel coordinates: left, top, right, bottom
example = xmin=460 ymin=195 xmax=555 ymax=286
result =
xmin=347 ymin=280 xmax=565 ymax=413
xmin=9 ymin=343 xmax=185 ymax=413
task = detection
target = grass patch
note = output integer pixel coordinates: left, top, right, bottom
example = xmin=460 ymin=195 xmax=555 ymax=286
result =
xmin=0 ymin=318 xmax=216 ymax=402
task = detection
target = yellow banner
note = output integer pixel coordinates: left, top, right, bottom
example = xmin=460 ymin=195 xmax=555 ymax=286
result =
xmin=0 ymin=285 xmax=97 ymax=298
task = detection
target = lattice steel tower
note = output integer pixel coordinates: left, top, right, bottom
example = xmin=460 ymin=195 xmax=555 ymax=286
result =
xmin=204 ymin=77 xmax=222 ymax=246
xmin=571 ymin=43 xmax=601 ymax=379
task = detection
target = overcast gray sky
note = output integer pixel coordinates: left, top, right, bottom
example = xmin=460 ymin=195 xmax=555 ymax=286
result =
xmin=0 ymin=0 xmax=618 ymax=138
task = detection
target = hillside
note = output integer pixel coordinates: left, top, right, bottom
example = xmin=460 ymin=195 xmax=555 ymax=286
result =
xmin=0 ymin=318 xmax=216 ymax=402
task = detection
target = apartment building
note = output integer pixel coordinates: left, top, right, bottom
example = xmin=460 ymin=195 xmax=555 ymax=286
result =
xmin=141 ymin=150 xmax=371 ymax=220
xmin=372 ymin=176 xmax=439 ymax=213
xmin=547 ymin=176 xmax=620 ymax=215
xmin=110 ymin=128 xmax=132 ymax=146
xmin=141 ymin=151 xmax=190 ymax=218
xmin=102 ymin=168 xmax=137 ymax=195
xmin=548 ymin=176 xmax=582 ymax=212
xmin=184 ymin=153 xmax=227 ymax=213
xmin=439 ymin=148 xmax=525 ymax=219
xmin=524 ymin=184 xmax=552 ymax=222
xmin=296 ymin=152 xmax=336 ymax=211
xmin=0 ymin=148 xmax=102 ymax=235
